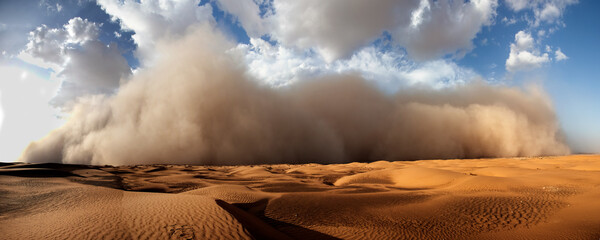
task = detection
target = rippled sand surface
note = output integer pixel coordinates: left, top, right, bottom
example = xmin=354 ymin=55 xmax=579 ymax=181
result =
xmin=1 ymin=155 xmax=599 ymax=239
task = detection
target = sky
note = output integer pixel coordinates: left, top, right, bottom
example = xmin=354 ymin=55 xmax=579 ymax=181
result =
xmin=0 ymin=0 xmax=599 ymax=163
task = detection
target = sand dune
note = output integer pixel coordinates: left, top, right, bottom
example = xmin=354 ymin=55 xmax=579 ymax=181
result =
xmin=1 ymin=155 xmax=599 ymax=239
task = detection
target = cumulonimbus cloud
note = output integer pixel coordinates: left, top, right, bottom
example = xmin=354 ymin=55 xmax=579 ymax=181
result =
xmin=19 ymin=25 xmax=570 ymax=165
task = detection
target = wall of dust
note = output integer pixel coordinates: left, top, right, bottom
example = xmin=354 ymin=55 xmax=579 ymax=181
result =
xmin=19 ymin=25 xmax=570 ymax=165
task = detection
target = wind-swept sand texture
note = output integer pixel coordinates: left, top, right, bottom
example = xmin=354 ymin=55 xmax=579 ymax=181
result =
xmin=1 ymin=155 xmax=599 ymax=239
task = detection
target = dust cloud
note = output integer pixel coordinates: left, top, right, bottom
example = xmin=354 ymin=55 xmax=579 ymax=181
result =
xmin=19 ymin=25 xmax=569 ymax=165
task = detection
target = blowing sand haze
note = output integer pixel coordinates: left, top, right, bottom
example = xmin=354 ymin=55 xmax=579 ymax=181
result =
xmin=20 ymin=25 xmax=568 ymax=166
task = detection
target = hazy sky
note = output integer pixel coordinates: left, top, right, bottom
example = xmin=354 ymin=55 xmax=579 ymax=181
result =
xmin=0 ymin=0 xmax=598 ymax=162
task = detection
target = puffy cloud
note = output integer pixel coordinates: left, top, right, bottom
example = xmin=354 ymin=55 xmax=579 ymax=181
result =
xmin=505 ymin=0 xmax=578 ymax=26
xmin=24 ymin=17 xmax=101 ymax=65
xmin=505 ymin=31 xmax=570 ymax=71
xmin=515 ymin=30 xmax=535 ymax=50
xmin=267 ymin=0 xmax=418 ymax=62
xmin=234 ymin=37 xmax=327 ymax=86
xmin=21 ymin=17 xmax=131 ymax=106
xmin=65 ymin=17 xmax=100 ymax=44
xmin=506 ymin=51 xmax=549 ymax=72
xmin=97 ymin=0 xmax=214 ymax=64
xmin=25 ymin=24 xmax=68 ymax=64
xmin=555 ymin=48 xmax=568 ymax=61
xmin=219 ymin=0 xmax=497 ymax=62
xmin=394 ymin=0 xmax=498 ymax=61
xmin=93 ymin=0 xmax=488 ymax=103
xmin=333 ymin=46 xmax=478 ymax=89
xmin=538 ymin=3 xmax=561 ymax=22
xmin=51 ymin=41 xmax=132 ymax=106
xmin=235 ymin=38 xmax=477 ymax=90
xmin=506 ymin=31 xmax=550 ymax=72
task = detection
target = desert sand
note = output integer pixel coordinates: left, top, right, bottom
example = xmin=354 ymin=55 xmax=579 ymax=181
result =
xmin=1 ymin=155 xmax=599 ymax=239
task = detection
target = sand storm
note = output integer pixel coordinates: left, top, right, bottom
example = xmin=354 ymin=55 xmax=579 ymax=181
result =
xmin=19 ymin=25 xmax=569 ymax=166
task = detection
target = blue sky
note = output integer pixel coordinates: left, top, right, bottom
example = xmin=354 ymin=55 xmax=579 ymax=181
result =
xmin=0 ymin=0 xmax=599 ymax=162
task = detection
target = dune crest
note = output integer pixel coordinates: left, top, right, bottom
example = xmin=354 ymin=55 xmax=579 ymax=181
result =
xmin=334 ymin=166 xmax=467 ymax=189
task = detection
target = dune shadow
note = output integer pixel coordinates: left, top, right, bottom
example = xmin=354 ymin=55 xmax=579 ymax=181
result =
xmin=0 ymin=162 xmax=19 ymax=167
xmin=1 ymin=162 xmax=92 ymax=171
xmin=0 ymin=168 xmax=82 ymax=178
xmin=0 ymin=163 xmax=99 ymax=178
xmin=216 ymin=199 xmax=340 ymax=240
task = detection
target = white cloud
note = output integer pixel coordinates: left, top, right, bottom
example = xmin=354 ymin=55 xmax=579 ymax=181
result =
xmin=235 ymin=38 xmax=478 ymax=90
xmin=515 ymin=31 xmax=535 ymax=49
xmin=97 ymin=0 xmax=214 ymax=64
xmin=506 ymin=51 xmax=549 ymax=72
xmin=220 ymin=0 xmax=497 ymax=62
xmin=506 ymin=31 xmax=550 ymax=72
xmin=265 ymin=0 xmax=418 ymax=62
xmin=21 ymin=17 xmax=132 ymax=106
xmin=505 ymin=0 xmax=578 ymax=26
xmin=25 ymin=24 xmax=68 ymax=64
xmin=555 ymin=48 xmax=568 ymax=61
xmin=51 ymin=41 xmax=132 ymax=106
xmin=334 ymin=46 xmax=477 ymax=89
xmin=24 ymin=17 xmax=101 ymax=65
xmin=505 ymin=0 xmax=529 ymax=11
xmin=94 ymin=0 xmax=487 ymax=92
xmin=538 ymin=3 xmax=561 ymax=23
xmin=234 ymin=38 xmax=327 ymax=86
xmin=94 ymin=0 xmax=496 ymax=91
xmin=214 ymin=0 xmax=267 ymax=38
xmin=394 ymin=0 xmax=498 ymax=61
xmin=65 ymin=17 xmax=100 ymax=44
xmin=506 ymin=31 xmax=570 ymax=71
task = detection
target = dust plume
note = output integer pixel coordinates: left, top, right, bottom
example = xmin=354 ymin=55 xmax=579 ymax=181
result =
xmin=19 ymin=25 xmax=569 ymax=165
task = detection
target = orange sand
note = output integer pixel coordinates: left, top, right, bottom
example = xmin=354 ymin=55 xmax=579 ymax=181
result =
xmin=1 ymin=155 xmax=599 ymax=239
